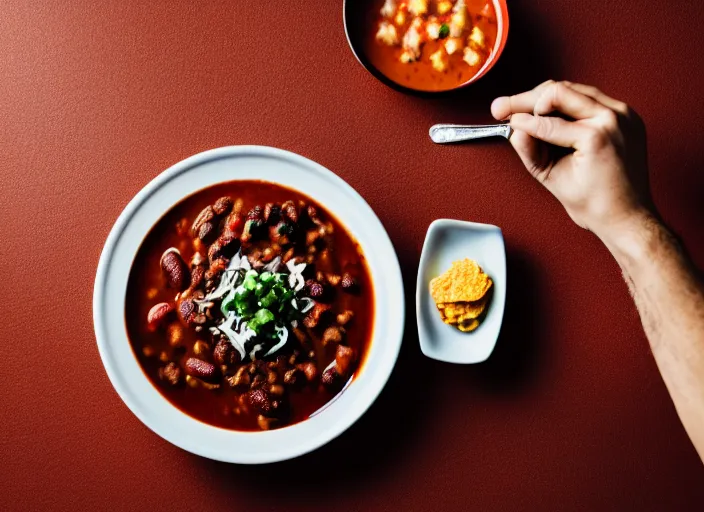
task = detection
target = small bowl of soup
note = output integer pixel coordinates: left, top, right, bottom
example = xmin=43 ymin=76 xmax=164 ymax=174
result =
xmin=344 ymin=0 xmax=509 ymax=93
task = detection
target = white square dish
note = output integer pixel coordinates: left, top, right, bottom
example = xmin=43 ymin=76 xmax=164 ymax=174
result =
xmin=416 ymin=219 xmax=506 ymax=363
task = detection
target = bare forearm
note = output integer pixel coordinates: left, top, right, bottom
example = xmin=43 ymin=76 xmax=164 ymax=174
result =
xmin=601 ymin=213 xmax=704 ymax=459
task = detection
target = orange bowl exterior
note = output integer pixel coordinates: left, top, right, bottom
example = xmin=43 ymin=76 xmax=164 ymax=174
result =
xmin=344 ymin=0 xmax=510 ymax=94
xmin=462 ymin=0 xmax=509 ymax=87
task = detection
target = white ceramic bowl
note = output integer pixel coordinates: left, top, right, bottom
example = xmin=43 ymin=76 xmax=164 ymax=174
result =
xmin=416 ymin=219 xmax=506 ymax=364
xmin=93 ymin=146 xmax=405 ymax=464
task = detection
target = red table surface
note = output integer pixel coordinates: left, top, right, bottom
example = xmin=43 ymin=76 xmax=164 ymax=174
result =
xmin=2 ymin=1 xmax=703 ymax=510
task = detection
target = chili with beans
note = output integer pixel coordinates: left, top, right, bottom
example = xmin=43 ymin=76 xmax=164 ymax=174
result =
xmin=125 ymin=181 xmax=374 ymax=431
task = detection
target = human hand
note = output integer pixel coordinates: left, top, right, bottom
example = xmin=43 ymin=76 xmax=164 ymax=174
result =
xmin=491 ymin=80 xmax=653 ymax=240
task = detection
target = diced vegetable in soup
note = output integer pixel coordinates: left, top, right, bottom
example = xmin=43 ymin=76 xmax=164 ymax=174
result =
xmin=125 ymin=181 xmax=374 ymax=431
xmin=366 ymin=0 xmax=498 ymax=91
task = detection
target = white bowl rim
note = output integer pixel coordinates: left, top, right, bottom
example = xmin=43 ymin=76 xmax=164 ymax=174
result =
xmin=93 ymin=145 xmax=405 ymax=464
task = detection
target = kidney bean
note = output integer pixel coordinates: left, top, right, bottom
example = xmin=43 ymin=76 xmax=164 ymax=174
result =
xmin=281 ymin=200 xmax=298 ymax=223
xmin=197 ymin=221 xmax=217 ymax=244
xmin=184 ymin=357 xmax=219 ymax=383
xmin=246 ymin=388 xmax=273 ymax=415
xmin=247 ymin=389 xmax=287 ymax=419
xmin=213 ymin=339 xmax=239 ymax=366
xmin=321 ymin=366 xmax=343 ymax=391
xmin=190 ymin=205 xmax=215 ymax=238
xmin=305 ymin=279 xmax=326 ymax=299
xmin=147 ymin=302 xmax=173 ymax=331
xmin=263 ymin=203 xmax=281 ymax=224
xmin=341 ymin=272 xmax=359 ymax=293
xmin=160 ymin=249 xmax=189 ymax=290
xmin=212 ymin=196 xmax=233 ymax=216
xmin=178 ymin=299 xmax=196 ymax=325
xmin=225 ymin=211 xmax=244 ymax=235
xmin=208 ymin=234 xmax=239 ymax=263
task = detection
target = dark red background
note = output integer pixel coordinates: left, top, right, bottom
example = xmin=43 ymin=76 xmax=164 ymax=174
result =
xmin=2 ymin=1 xmax=703 ymax=510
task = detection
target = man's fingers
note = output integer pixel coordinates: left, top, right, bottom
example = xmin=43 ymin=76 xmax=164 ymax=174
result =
xmin=491 ymin=79 xmax=556 ymax=120
xmin=533 ymin=82 xmax=607 ymax=119
xmin=510 ymin=113 xmax=588 ymax=148
xmin=562 ymin=81 xmax=629 ymax=115
xmin=508 ymin=130 xmax=548 ymax=178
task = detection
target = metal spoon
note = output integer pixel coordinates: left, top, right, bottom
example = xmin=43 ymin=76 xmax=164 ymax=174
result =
xmin=429 ymin=123 xmax=513 ymax=144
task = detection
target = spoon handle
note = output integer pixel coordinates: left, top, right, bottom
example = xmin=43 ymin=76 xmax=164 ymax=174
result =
xmin=429 ymin=123 xmax=512 ymax=144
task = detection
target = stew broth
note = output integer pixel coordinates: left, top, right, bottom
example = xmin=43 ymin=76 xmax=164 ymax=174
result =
xmin=125 ymin=181 xmax=374 ymax=431
xmin=363 ymin=0 xmax=498 ymax=91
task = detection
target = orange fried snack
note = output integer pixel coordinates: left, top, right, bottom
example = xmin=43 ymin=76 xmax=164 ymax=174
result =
xmin=430 ymin=259 xmax=492 ymax=332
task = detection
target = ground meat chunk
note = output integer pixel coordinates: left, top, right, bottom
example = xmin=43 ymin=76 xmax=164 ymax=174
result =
xmin=257 ymin=415 xmax=279 ymax=430
xmin=296 ymin=361 xmax=318 ymax=383
xmin=246 ymin=388 xmax=286 ymax=418
xmin=336 ymin=310 xmax=354 ymax=326
xmin=213 ymin=340 xmax=239 ymax=366
xmin=158 ymin=362 xmax=182 ymax=386
xmin=226 ymin=366 xmax=250 ymax=390
xmin=335 ymin=345 xmax=356 ymax=378
xmin=283 ymin=367 xmax=305 ymax=388
xmin=322 ymin=326 xmax=344 ymax=346
xmin=303 ymin=303 xmax=331 ymax=328
xmin=264 ymin=203 xmax=281 ymax=224
xmin=208 ymin=234 xmax=240 ymax=263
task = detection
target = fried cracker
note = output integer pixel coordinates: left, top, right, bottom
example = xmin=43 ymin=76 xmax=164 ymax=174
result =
xmin=430 ymin=258 xmax=493 ymax=304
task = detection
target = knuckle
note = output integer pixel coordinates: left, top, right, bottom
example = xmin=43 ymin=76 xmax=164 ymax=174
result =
xmin=585 ymin=126 xmax=609 ymax=147
xmin=613 ymin=101 xmax=629 ymax=116
xmin=535 ymin=117 xmax=554 ymax=139
xmin=602 ymin=110 xmax=619 ymax=128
